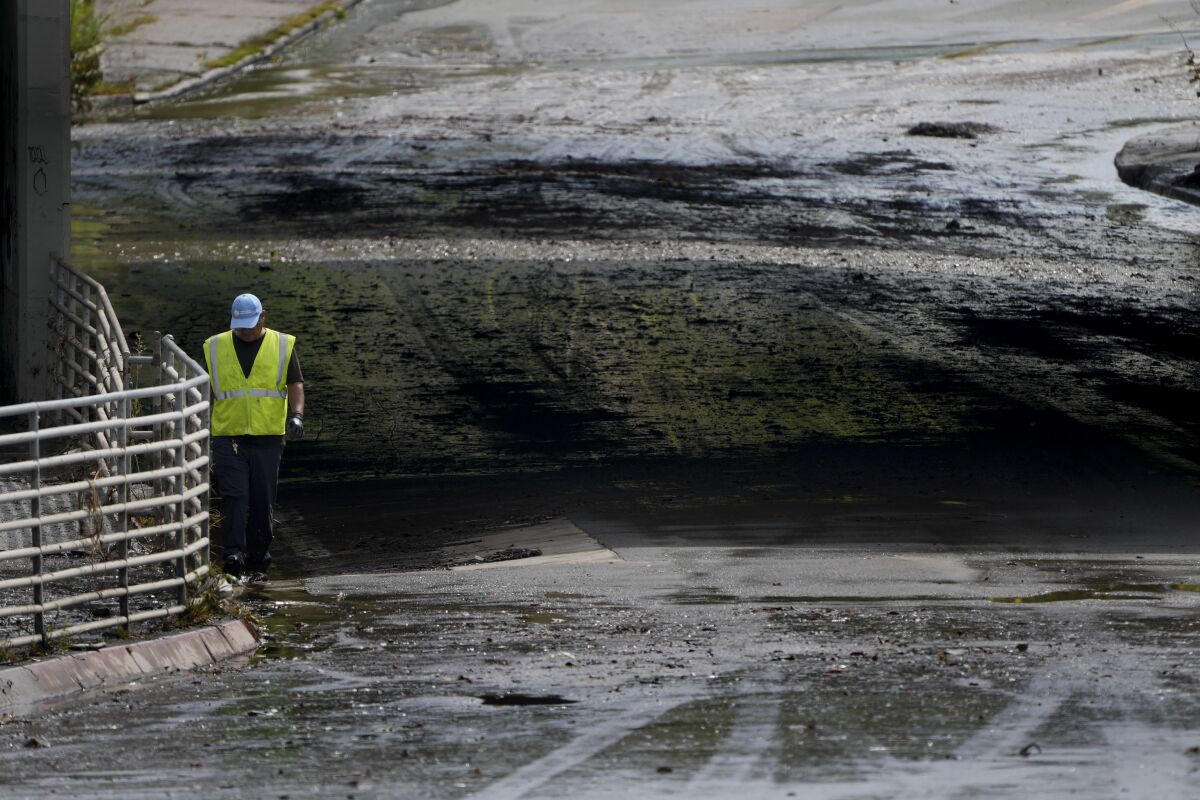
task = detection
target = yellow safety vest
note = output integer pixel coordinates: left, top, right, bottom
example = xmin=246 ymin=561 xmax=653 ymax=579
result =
xmin=203 ymin=328 xmax=296 ymax=436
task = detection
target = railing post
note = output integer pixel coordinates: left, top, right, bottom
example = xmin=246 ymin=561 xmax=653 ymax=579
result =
xmin=200 ymin=364 xmax=211 ymax=573
xmin=152 ymin=333 xmax=164 ymax=525
xmin=173 ymin=350 xmax=188 ymax=608
xmin=78 ymin=282 xmax=94 ymax=547
xmin=118 ymin=395 xmax=130 ymax=628
xmin=63 ymin=267 xmax=79 ymax=407
xmin=176 ymin=352 xmax=197 ymax=575
xmin=80 ymin=282 xmax=93 ymax=420
xmin=28 ymin=410 xmax=45 ymax=645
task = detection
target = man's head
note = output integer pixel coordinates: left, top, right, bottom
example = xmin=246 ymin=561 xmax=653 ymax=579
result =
xmin=230 ymin=293 xmax=265 ymax=340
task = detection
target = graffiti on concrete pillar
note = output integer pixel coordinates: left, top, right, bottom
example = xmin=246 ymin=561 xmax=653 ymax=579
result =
xmin=29 ymin=145 xmax=49 ymax=195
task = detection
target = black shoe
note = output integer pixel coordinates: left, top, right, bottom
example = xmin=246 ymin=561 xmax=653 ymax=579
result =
xmin=223 ymin=553 xmax=245 ymax=578
xmin=246 ymin=570 xmax=269 ymax=584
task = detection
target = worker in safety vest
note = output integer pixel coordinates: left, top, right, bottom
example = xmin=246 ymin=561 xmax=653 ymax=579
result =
xmin=203 ymin=293 xmax=305 ymax=583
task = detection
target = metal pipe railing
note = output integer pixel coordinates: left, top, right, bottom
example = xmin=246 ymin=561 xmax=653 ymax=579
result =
xmin=0 ymin=257 xmax=212 ymax=652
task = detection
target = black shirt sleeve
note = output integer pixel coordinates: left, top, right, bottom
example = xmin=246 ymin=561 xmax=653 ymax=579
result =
xmin=287 ymin=348 xmax=303 ymax=384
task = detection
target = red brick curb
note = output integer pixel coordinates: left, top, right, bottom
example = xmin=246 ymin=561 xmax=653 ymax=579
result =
xmin=0 ymin=619 xmax=260 ymax=713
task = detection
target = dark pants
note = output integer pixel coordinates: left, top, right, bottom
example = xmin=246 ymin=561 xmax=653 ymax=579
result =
xmin=213 ymin=436 xmax=284 ymax=572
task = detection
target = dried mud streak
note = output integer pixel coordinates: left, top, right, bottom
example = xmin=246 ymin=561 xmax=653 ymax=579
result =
xmin=74 ymin=144 xmax=1114 ymax=255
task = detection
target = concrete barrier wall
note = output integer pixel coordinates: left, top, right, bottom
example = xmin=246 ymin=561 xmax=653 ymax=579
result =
xmin=1 ymin=0 xmax=70 ymax=404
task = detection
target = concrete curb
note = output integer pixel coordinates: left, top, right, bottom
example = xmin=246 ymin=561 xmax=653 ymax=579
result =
xmin=1114 ymin=122 xmax=1200 ymax=208
xmin=0 ymin=619 xmax=260 ymax=714
xmin=99 ymin=0 xmax=366 ymax=109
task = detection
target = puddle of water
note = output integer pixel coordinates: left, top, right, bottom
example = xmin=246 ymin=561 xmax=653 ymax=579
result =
xmin=244 ymin=583 xmax=381 ymax=662
xmin=1041 ymin=174 xmax=1083 ymax=185
xmin=990 ymin=584 xmax=1167 ymax=604
xmin=728 ymin=548 xmax=775 ymax=559
xmin=1065 ymin=33 xmax=1136 ymax=51
xmin=478 ymin=693 xmax=578 ymax=706
xmin=941 ymin=40 xmax=1032 ymax=60
xmin=521 ymin=612 xmax=573 ymax=625
xmin=817 ymin=495 xmax=865 ymax=505
xmin=665 ymin=589 xmax=740 ymax=605
xmin=1106 ymin=116 xmax=1190 ymax=130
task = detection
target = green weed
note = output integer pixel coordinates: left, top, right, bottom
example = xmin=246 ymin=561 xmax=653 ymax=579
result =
xmin=107 ymin=14 xmax=156 ymax=38
xmin=175 ymin=570 xmax=257 ymax=629
xmin=204 ymin=1 xmax=346 ymax=70
xmin=70 ymin=0 xmax=105 ymax=111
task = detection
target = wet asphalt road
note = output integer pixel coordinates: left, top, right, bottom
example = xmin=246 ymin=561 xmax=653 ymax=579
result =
xmin=9 ymin=0 xmax=1200 ymax=797
xmin=5 ymin=461 xmax=1200 ymax=799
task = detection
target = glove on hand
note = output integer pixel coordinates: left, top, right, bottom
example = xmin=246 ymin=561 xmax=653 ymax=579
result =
xmin=286 ymin=413 xmax=305 ymax=441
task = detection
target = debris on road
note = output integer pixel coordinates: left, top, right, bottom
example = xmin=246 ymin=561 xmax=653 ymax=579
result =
xmin=907 ymin=121 xmax=999 ymax=139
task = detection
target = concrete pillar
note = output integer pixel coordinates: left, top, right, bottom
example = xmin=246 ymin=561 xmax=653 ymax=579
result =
xmin=1 ymin=0 xmax=71 ymax=404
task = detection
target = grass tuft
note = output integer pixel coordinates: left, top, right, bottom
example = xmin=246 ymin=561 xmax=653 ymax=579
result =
xmin=91 ymin=80 xmax=136 ymax=96
xmin=107 ymin=14 xmax=157 ymax=38
xmin=174 ymin=570 xmax=258 ymax=629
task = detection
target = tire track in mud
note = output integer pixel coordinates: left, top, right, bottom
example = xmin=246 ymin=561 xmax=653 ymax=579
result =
xmin=454 ymin=601 xmax=1196 ymax=799
xmin=466 ymin=697 xmax=693 ymax=800
xmin=829 ymin=292 xmax=1200 ymax=477
xmin=684 ymin=684 xmax=785 ymax=793
xmin=868 ymin=613 xmax=1195 ymax=799
xmin=390 ymin=265 xmax=630 ymax=465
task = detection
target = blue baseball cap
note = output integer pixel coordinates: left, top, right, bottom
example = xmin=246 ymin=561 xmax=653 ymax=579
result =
xmin=230 ymin=293 xmax=263 ymax=329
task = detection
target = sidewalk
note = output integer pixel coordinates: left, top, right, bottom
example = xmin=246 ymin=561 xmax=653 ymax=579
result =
xmin=92 ymin=0 xmax=362 ymax=106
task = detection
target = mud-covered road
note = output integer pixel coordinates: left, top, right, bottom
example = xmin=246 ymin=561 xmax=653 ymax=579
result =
xmin=70 ymin=0 xmax=1200 ymax=482
xmin=11 ymin=1 xmax=1200 ymax=797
